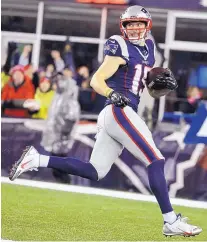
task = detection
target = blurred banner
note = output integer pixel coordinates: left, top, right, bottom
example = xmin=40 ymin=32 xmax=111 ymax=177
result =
xmin=2 ymin=104 xmax=207 ymax=201
xmin=71 ymin=0 xmax=207 ymax=10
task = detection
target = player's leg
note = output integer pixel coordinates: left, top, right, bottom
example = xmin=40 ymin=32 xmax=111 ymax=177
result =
xmin=46 ymin=126 xmax=122 ymax=180
xmin=9 ymin=130 xmax=122 ymax=181
xmin=104 ymin=105 xmax=202 ymax=236
xmin=9 ymin=145 xmax=98 ymax=181
xmin=9 ymin=108 xmax=123 ymax=182
xmin=48 ymin=127 xmax=123 ymax=180
xmin=105 ymin=105 xmax=173 ymax=214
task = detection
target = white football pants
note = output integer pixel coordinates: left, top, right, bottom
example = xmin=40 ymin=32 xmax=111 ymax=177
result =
xmin=90 ymin=104 xmax=164 ymax=179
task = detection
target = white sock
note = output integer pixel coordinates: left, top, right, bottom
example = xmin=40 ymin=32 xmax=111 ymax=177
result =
xmin=39 ymin=155 xmax=50 ymax=167
xmin=163 ymin=211 xmax=177 ymax=224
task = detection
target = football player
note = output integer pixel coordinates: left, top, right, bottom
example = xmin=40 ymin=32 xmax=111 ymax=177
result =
xmin=9 ymin=5 xmax=202 ymax=237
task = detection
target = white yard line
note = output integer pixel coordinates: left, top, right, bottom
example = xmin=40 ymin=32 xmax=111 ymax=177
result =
xmin=2 ymin=177 xmax=207 ymax=209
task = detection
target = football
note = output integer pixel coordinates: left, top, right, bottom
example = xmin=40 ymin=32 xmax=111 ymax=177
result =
xmin=146 ymin=67 xmax=171 ymax=90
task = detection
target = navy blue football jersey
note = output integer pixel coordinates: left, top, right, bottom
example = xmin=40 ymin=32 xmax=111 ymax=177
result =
xmin=104 ymin=35 xmax=156 ymax=112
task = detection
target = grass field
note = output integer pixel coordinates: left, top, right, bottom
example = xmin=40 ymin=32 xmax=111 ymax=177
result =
xmin=2 ymin=183 xmax=207 ymax=241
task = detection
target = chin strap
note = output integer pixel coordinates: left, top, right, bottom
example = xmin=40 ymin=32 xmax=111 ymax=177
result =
xmin=129 ymin=38 xmax=145 ymax=46
xmin=124 ymin=29 xmax=147 ymax=46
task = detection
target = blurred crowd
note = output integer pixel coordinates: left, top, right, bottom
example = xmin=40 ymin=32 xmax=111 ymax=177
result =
xmin=1 ymin=39 xmax=105 ymax=119
xmin=1 ymin=38 xmax=206 ymax=122
xmin=165 ymin=70 xmax=206 ymax=115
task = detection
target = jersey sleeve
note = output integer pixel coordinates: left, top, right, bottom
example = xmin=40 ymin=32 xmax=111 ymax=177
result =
xmin=104 ymin=35 xmax=129 ymax=64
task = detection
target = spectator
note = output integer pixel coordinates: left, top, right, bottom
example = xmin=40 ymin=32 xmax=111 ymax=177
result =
xmin=51 ymin=49 xmax=65 ymax=72
xmin=63 ymin=38 xmax=76 ymax=77
xmin=18 ymin=45 xmax=32 ymax=66
xmin=1 ymin=65 xmax=35 ymax=117
xmin=1 ymin=72 xmax=10 ymax=90
xmin=45 ymin=64 xmax=55 ymax=78
xmin=41 ymin=70 xmax=80 ymax=153
xmin=1 ymin=42 xmax=17 ymax=89
xmin=38 ymin=68 xmax=46 ymax=79
xmin=24 ymin=64 xmax=39 ymax=90
xmin=11 ymin=44 xmax=32 ymax=67
xmin=76 ymin=65 xmax=90 ymax=88
xmin=179 ymin=86 xmax=203 ymax=113
xmin=32 ymin=77 xmax=55 ymax=120
xmin=63 ymin=67 xmax=73 ymax=79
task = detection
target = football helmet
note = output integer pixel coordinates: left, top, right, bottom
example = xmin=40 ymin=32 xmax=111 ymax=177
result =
xmin=120 ymin=5 xmax=152 ymax=45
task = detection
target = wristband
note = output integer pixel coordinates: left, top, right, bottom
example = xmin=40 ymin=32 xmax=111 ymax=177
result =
xmin=105 ymin=88 xmax=113 ymax=97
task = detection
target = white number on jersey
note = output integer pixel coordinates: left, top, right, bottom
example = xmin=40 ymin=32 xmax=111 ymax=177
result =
xmin=132 ymin=64 xmax=151 ymax=95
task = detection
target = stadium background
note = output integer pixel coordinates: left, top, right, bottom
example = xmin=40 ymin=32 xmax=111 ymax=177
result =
xmin=1 ymin=0 xmax=207 ymax=241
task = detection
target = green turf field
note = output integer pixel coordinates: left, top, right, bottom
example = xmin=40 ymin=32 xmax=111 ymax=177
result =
xmin=2 ymin=183 xmax=207 ymax=241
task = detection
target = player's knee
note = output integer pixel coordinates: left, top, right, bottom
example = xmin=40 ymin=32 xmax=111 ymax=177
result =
xmin=97 ymin=172 xmax=106 ymax=180
xmin=96 ymin=168 xmax=110 ymax=180
xmin=90 ymin=162 xmax=110 ymax=180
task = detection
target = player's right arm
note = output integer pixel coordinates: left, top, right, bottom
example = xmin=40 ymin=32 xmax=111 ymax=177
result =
xmin=90 ymin=55 xmax=126 ymax=97
xmin=90 ymin=36 xmax=130 ymax=108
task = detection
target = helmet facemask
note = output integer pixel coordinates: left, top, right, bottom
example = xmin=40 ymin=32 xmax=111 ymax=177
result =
xmin=120 ymin=19 xmax=151 ymax=46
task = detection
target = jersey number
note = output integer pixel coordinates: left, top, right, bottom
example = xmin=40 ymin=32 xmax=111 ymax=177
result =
xmin=132 ymin=64 xmax=151 ymax=95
